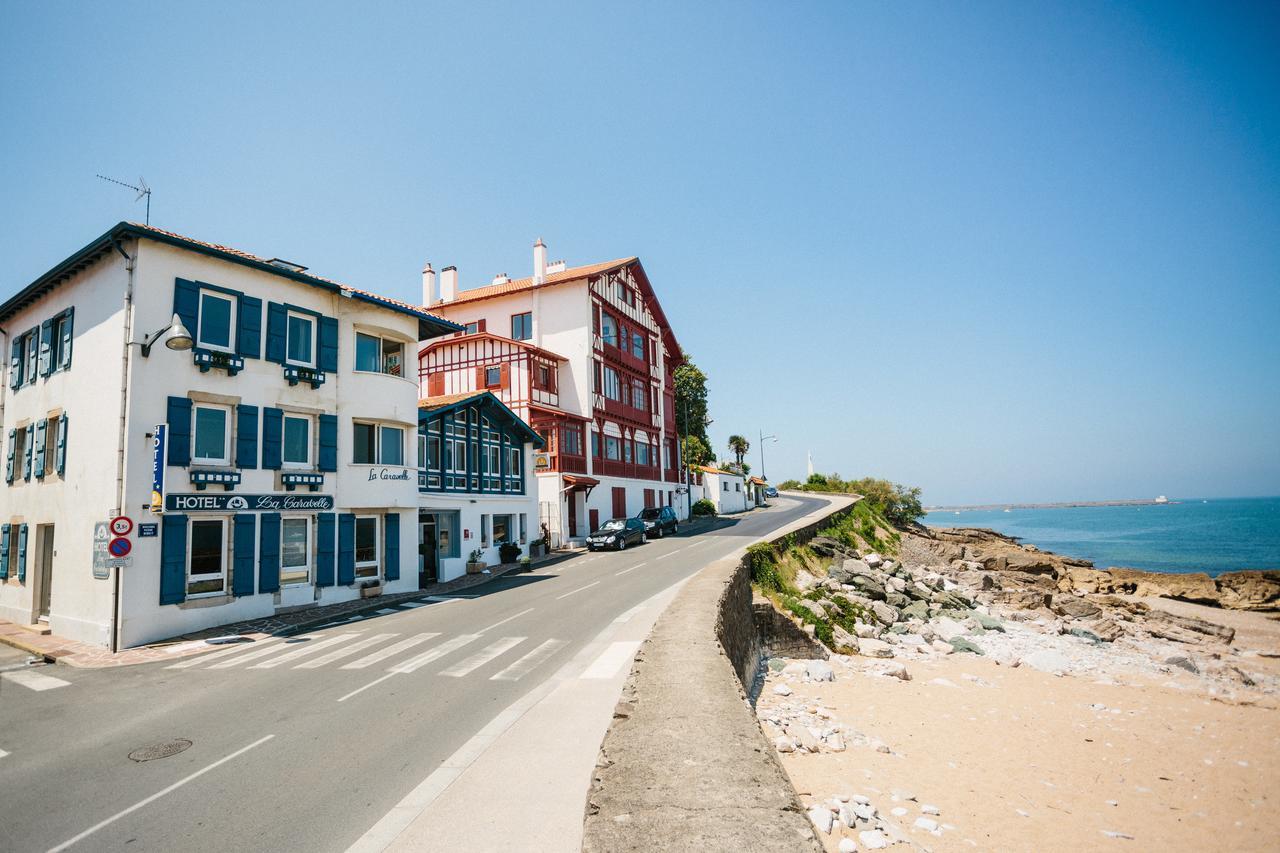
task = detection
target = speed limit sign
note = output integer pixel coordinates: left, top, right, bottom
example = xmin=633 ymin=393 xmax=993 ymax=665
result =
xmin=110 ymin=516 xmax=134 ymax=537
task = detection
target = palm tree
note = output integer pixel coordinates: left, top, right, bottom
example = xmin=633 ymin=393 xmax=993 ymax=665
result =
xmin=727 ymin=435 xmax=750 ymax=468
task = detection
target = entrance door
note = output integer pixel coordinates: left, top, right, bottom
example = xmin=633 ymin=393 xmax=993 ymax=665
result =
xmin=611 ymin=487 xmax=627 ymax=519
xmin=589 ymin=508 xmax=599 ymax=533
xmin=567 ymin=495 xmax=578 ymax=538
xmin=643 ymin=488 xmax=655 ymax=509
xmin=419 ymin=516 xmax=438 ymax=588
xmin=36 ymin=524 xmax=54 ymax=620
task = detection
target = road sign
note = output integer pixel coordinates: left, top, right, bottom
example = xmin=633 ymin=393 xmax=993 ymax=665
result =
xmin=92 ymin=522 xmax=111 ymax=579
xmin=110 ymin=516 xmax=134 ymax=537
xmin=139 ymin=523 xmax=158 ymax=538
xmin=108 ymin=537 xmax=133 ymax=558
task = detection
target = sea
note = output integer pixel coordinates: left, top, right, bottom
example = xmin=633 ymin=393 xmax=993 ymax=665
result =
xmin=922 ymin=496 xmax=1279 ymax=577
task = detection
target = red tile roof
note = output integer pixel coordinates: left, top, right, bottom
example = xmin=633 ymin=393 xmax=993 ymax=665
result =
xmin=418 ymin=330 xmax=569 ymax=362
xmin=430 ymin=257 xmax=637 ymax=307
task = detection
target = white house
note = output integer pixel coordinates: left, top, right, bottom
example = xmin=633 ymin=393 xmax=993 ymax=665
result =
xmin=690 ymin=465 xmax=748 ymax=514
xmin=0 ymin=222 xmax=459 ymax=649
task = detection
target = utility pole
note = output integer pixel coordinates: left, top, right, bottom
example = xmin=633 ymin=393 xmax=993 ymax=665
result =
xmin=759 ymin=430 xmax=777 ymax=481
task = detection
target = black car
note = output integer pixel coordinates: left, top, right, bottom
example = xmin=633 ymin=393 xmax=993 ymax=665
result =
xmin=586 ymin=518 xmax=646 ymax=551
xmin=637 ymin=506 xmax=678 ymax=538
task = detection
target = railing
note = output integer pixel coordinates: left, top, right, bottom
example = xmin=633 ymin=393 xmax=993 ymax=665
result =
xmin=664 ymin=469 xmax=682 ymax=483
xmin=557 ymin=453 xmax=589 ymax=474
xmin=594 ymin=458 xmax=661 ymax=481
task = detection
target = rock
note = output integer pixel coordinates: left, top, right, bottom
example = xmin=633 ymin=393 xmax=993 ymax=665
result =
xmin=773 ymin=683 xmax=793 ymax=696
xmin=901 ymin=600 xmax=930 ymax=622
xmin=852 ymin=803 xmax=876 ymax=821
xmin=857 ymin=638 xmax=895 ymax=659
xmin=1081 ymin=617 xmax=1124 ymax=642
xmin=1165 ymin=654 xmax=1199 ymax=674
xmin=921 ymin=804 xmax=940 ymax=815
xmin=872 ymin=661 xmax=911 ymax=680
xmin=774 ymin=736 xmax=795 ymax=752
xmin=949 ymin=637 xmax=985 ymax=655
xmin=1022 ymin=649 xmax=1073 ymax=674
xmin=1144 ymin=609 xmax=1236 ymax=645
xmin=885 ymin=591 xmax=912 ymax=609
xmin=810 ymin=537 xmax=853 ymax=559
xmin=973 ymin=613 xmax=1005 ymax=631
xmin=992 ymin=589 xmax=1052 ymax=610
xmin=913 ymin=816 xmax=939 ymax=832
xmin=767 ymin=659 xmax=787 ymax=672
xmin=838 ymin=803 xmax=856 ymax=827
xmin=782 ymin=661 xmax=807 ymax=676
xmin=932 ymin=616 xmax=968 ymax=642
xmin=787 ymin=724 xmax=821 ymax=752
xmin=932 ymin=590 xmax=971 ymax=610
xmin=826 ymin=732 xmax=846 ymax=751
xmin=831 ymin=624 xmax=860 ymax=652
xmin=990 ymin=649 xmax=1021 ymax=667
xmin=850 ymin=575 xmax=888 ymax=601
xmin=887 ymin=575 xmax=907 ymax=592
xmin=928 ymin=677 xmax=959 ymax=688
xmin=890 ymin=806 xmax=908 ymax=817
xmin=931 ymin=640 xmax=954 ymax=654
xmin=864 ymin=552 xmax=884 ymax=568
xmin=1052 ymin=594 xmax=1103 ymax=619
xmin=806 ymin=660 xmax=836 ymax=682
xmin=838 ymin=839 xmax=858 ymax=853
xmin=850 ymin=795 xmax=871 ymax=805
xmin=808 ymin=806 xmax=834 ymax=834
xmin=859 ymin=830 xmax=889 ymax=850
xmin=854 ymin=622 xmax=880 ymax=639
xmin=870 ymin=601 xmax=900 ymax=626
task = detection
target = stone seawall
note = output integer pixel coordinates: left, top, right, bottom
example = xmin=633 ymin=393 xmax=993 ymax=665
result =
xmin=581 ymin=494 xmax=854 ymax=852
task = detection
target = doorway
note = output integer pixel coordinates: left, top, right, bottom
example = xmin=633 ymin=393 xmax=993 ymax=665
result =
xmin=35 ymin=524 xmax=54 ymax=621
xmin=567 ymin=494 xmax=578 ymax=538
xmin=419 ymin=515 xmax=438 ymax=588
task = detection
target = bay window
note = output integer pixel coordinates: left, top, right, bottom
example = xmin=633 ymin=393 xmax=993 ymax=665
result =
xmin=355 ymin=332 xmax=405 ymax=376
xmin=352 ymin=422 xmax=405 ymax=465
xmin=602 ymin=366 xmax=620 ymax=401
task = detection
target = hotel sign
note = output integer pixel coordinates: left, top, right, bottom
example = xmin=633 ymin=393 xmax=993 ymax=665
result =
xmin=164 ymin=494 xmax=335 ymax=512
xmin=150 ymin=424 xmax=167 ymax=513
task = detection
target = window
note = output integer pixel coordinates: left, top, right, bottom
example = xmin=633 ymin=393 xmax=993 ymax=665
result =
xmin=283 ymin=415 xmax=311 ymax=467
xmin=723 ymin=481 xmax=728 ymax=491
xmin=480 ymin=514 xmax=490 ymax=547
xmin=635 ymin=442 xmax=650 ymax=466
xmin=286 ymin=312 xmax=315 ymax=366
xmin=562 ymin=426 xmax=582 ymax=455
xmin=605 ymin=436 xmax=621 ymax=460
xmin=193 ymin=404 xmax=231 ymax=466
xmin=353 ymin=422 xmax=377 ymax=464
xmin=493 ymin=514 xmax=512 ymax=544
xmin=355 ymin=332 xmax=404 ymax=376
xmin=417 ymin=433 xmax=427 ymax=469
xmin=433 ymin=511 xmax=460 ymax=558
xmin=632 ymin=379 xmax=647 ymax=411
xmin=507 ymin=446 xmax=521 ymax=477
xmin=632 ymin=332 xmax=645 ymax=358
xmin=354 ymin=516 xmax=379 ymax=578
xmin=511 ymin=312 xmax=532 ymax=341
xmin=44 ymin=415 xmax=60 ymax=476
xmin=280 ymin=517 xmax=310 ymax=585
xmin=485 ymin=366 xmax=501 ymax=387
xmin=591 ymin=431 xmax=600 ymax=458
xmin=663 ymin=442 xmax=671 ymax=470
xmin=355 ymin=422 xmax=404 ymax=465
xmin=601 ymin=313 xmax=617 ymax=347
xmin=188 ymin=519 xmax=226 ymax=595
xmin=519 ymin=513 xmax=527 ymax=544
xmin=12 ymin=427 xmax=27 ymax=478
xmin=380 ymin=426 xmax=404 ymax=465
xmin=535 ymin=363 xmax=555 ymax=392
xmin=602 ymin=366 xmax=620 ymax=401
xmin=51 ymin=313 xmax=72 ymax=370
xmin=464 ymin=321 xmax=480 ymax=335
xmin=25 ymin=332 xmax=37 ymax=385
xmin=197 ymin=290 xmax=235 ymax=352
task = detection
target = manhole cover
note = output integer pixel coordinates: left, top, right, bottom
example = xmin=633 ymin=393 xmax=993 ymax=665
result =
xmin=129 ymin=739 xmax=192 ymax=762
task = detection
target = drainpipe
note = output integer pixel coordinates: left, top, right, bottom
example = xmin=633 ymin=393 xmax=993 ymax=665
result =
xmin=110 ymin=237 xmax=135 ymax=653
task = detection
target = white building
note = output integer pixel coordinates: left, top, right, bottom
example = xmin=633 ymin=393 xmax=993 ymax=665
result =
xmin=0 ymin=223 xmax=459 ymax=649
xmin=690 ymin=465 xmax=748 ymax=514
xmin=417 ymin=241 xmax=688 ymax=546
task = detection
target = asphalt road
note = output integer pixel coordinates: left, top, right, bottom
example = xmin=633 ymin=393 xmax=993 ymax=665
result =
xmin=0 ymin=494 xmax=826 ymax=853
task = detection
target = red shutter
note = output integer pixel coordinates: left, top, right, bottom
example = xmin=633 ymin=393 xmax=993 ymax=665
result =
xmin=589 ymin=509 xmax=599 ymax=532
xmin=475 ymin=366 xmax=486 ymax=390
xmin=499 ymin=362 xmax=510 ymax=390
xmin=477 ymin=318 xmax=487 ymax=332
xmin=612 ymin=487 xmax=627 ymax=519
xmin=427 ymin=373 xmax=444 ymax=396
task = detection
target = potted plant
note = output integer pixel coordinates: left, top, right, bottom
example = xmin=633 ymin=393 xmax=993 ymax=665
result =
xmin=498 ymin=541 xmax=522 ymax=565
xmin=359 ymin=579 xmax=383 ymax=598
xmin=528 ymin=537 xmax=547 ymax=559
xmin=466 ymin=548 xmax=486 ymax=575
xmin=518 ymin=555 xmax=532 ymax=571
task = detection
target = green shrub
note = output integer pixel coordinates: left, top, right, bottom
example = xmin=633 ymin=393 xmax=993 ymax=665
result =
xmin=745 ymin=543 xmax=782 ymax=592
xmin=691 ymin=498 xmax=717 ymax=516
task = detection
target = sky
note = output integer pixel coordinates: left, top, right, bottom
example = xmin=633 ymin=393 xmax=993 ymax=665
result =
xmin=2 ymin=1 xmax=1277 ymax=505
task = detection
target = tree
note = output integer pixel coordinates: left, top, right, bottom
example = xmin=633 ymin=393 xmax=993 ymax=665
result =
xmin=682 ymin=435 xmax=713 ymax=467
xmin=674 ymin=355 xmax=710 ymax=445
xmin=727 ymin=434 xmax=750 ymax=467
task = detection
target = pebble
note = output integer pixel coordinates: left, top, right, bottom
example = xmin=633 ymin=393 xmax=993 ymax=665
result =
xmin=774 ymin=736 xmax=795 ymax=753
xmin=851 ymin=794 xmax=872 ymax=805
xmin=890 ymin=806 xmax=908 ymax=817
xmin=773 ymin=684 xmax=793 ymax=696
xmin=807 ymin=806 xmax=834 ymax=834
xmin=921 ymin=804 xmax=940 ymax=815
xmin=853 ymin=803 xmax=876 ymax=821
xmin=839 ymin=839 xmax=858 ymax=853
xmin=858 ymin=829 xmax=890 ymax=849
xmin=806 ymin=660 xmax=836 ymax=682
xmin=1102 ymin=830 xmax=1135 ymax=840
xmin=826 ymin=733 xmax=846 ymax=752
xmin=914 ymin=816 xmax=939 ymax=832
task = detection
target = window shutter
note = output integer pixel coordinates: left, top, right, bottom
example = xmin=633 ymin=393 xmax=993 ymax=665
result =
xmin=23 ymin=424 xmax=33 ymax=480
xmin=38 ymin=319 xmax=53 ymax=377
xmin=265 ymin=303 xmax=287 ymax=363
xmin=55 ymin=413 xmax=68 ymax=475
xmin=173 ymin=279 xmax=200 ymax=340
xmin=384 ymin=512 xmax=400 ymax=582
xmin=318 ymin=414 xmax=338 ymax=472
xmin=499 ymin=363 xmax=510 ymax=390
xmin=0 ymin=524 xmax=9 ymax=579
xmin=33 ymin=419 xmax=46 ymax=479
xmin=232 ymin=514 xmax=257 ymax=597
xmin=5 ymin=428 xmax=14 ymax=483
xmin=166 ymin=397 xmax=192 ymax=467
xmin=316 ymin=512 xmax=336 ymax=587
xmin=477 ymin=319 xmax=487 ymax=333
xmin=236 ymin=405 xmax=259 ymax=469
xmin=337 ymin=513 xmax=355 ymax=585
xmin=474 ymin=366 xmax=485 ymax=390
xmin=258 ymin=512 xmax=281 ymax=594
xmin=318 ymin=316 xmax=338 ymax=372
xmin=160 ymin=514 xmax=187 ymax=604
xmin=17 ymin=523 xmax=28 ymax=583
xmin=9 ymin=337 xmax=21 ymax=389
xmin=237 ymin=295 xmax=262 ymax=359
xmin=261 ymin=407 xmax=283 ymax=470
xmin=59 ymin=308 xmax=74 ymax=370
xmin=427 ymin=373 xmax=444 ymax=396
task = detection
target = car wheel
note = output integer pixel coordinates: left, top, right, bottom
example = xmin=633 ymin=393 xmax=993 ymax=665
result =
xmin=672 ymin=525 xmax=679 ymax=534
xmin=656 ymin=527 xmax=664 ymax=538
xmin=618 ymin=538 xmax=626 ymax=551
xmin=641 ymin=534 xmax=648 ymax=544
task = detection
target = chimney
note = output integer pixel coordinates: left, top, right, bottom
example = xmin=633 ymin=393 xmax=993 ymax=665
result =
xmin=440 ymin=266 xmax=458 ymax=303
xmin=422 ymin=262 xmax=436 ymax=305
xmin=533 ymin=237 xmax=547 ymax=284
xmin=492 ymin=272 xmax=510 ymax=285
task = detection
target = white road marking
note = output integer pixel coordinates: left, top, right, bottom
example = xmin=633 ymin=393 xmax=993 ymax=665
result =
xmin=478 ymin=608 xmax=534 ymax=634
xmin=166 ymin=638 xmax=283 ymax=669
xmin=0 ymin=747 xmax=10 ymax=759
xmin=247 ymin=633 xmax=362 ymax=669
xmin=440 ymin=637 xmax=525 ymax=678
xmin=400 ymin=601 xmax=427 ymax=608
xmin=615 ymin=561 xmax=647 ymax=576
xmin=340 ymin=633 xmax=439 ymax=670
xmin=612 ymin=602 xmax=645 ymax=624
xmin=555 ymin=581 xmax=599 ymax=600
xmin=338 ymin=672 xmax=400 ymax=703
xmin=374 ymin=608 xmax=396 ymax=615
xmin=580 ymin=640 xmax=642 ymax=680
xmin=490 ymin=639 xmax=568 ymax=682
xmin=1 ymin=669 xmax=70 ymax=691
xmin=391 ymin=634 xmax=481 ymax=674
xmin=208 ymin=637 xmax=323 ymax=669
xmin=46 ymin=735 xmax=274 ymax=853
xmin=295 ymin=634 xmax=398 ymax=669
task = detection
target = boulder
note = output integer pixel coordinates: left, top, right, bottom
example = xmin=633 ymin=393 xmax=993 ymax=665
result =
xmin=948 ymin=637 xmax=984 ymax=655
xmin=810 ymin=536 xmax=853 ymax=559
xmin=932 ymin=616 xmax=968 ymax=642
xmin=857 ymin=638 xmax=895 ymax=658
xmin=864 ymin=552 xmax=884 ymax=568
xmin=1165 ymin=654 xmax=1199 ymax=674
xmin=973 ymin=613 xmax=1005 ymax=632
xmin=839 ymin=839 xmax=858 ymax=853
xmin=901 ymin=600 xmax=930 ymax=622
xmin=806 ymin=660 xmax=835 ymax=682
xmin=885 ymin=591 xmax=912 ymax=609
xmin=853 ymin=621 xmax=880 ymax=639
xmin=931 ymin=590 xmax=971 ymax=610
xmin=787 ymin=724 xmax=821 ymax=752
xmin=859 ymin=829 xmax=890 ymax=850
xmin=1079 ymin=617 xmax=1123 ymax=642
xmin=807 ymin=806 xmax=834 ymax=834
xmin=1144 ymin=608 xmax=1235 ymax=644
xmin=831 ymin=624 xmax=859 ymax=652
xmin=1052 ymin=595 xmax=1102 ymax=619
xmin=870 ymin=601 xmax=900 ymax=626
xmin=1215 ymin=571 xmax=1280 ymax=611
xmin=850 ymin=576 xmax=888 ymax=601
xmin=1022 ymin=648 xmax=1073 ymax=674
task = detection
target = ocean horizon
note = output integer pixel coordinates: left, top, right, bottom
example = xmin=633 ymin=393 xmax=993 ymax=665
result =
xmin=922 ymin=495 xmax=1279 ymax=577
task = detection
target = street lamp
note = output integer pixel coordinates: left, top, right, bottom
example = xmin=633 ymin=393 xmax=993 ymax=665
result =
xmin=135 ymin=313 xmax=194 ymax=357
xmin=759 ymin=430 xmax=778 ymax=481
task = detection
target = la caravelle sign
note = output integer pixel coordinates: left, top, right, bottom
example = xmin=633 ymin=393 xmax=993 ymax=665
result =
xmin=164 ymin=494 xmax=335 ymax=512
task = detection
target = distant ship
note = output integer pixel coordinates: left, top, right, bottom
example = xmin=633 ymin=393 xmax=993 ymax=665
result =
xmin=1003 ymin=508 xmax=1012 ymax=513
xmin=1155 ymin=495 xmax=1169 ymax=504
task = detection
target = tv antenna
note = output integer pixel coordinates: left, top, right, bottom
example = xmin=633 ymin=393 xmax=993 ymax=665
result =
xmin=96 ymin=174 xmax=151 ymax=225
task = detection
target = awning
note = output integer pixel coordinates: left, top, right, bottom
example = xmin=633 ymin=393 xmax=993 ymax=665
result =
xmin=563 ymin=474 xmax=600 ymax=495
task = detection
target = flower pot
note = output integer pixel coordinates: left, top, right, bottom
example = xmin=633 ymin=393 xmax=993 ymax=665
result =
xmin=466 ymin=561 xmax=487 ymax=575
xmin=360 ymin=585 xmax=383 ymax=599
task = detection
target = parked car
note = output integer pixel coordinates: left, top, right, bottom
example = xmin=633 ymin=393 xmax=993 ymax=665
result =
xmin=586 ymin=518 xmax=647 ymax=551
xmin=765 ymin=486 xmax=779 ymax=498
xmin=637 ymin=506 xmax=679 ymax=538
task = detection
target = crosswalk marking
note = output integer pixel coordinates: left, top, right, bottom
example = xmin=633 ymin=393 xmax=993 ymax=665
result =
xmin=208 ymin=635 xmax=326 ymax=669
xmin=581 ymin=640 xmax=642 ymax=680
xmin=439 ymin=637 xmax=526 ymax=678
xmin=341 ymin=633 xmax=439 ymax=670
xmin=248 ymin=633 xmax=362 ymax=669
xmin=391 ymin=634 xmax=481 ymax=674
xmin=295 ymin=634 xmax=398 ymax=669
xmin=401 ymin=601 xmax=427 ymax=608
xmin=1 ymin=669 xmax=71 ymax=691
xmin=166 ymin=638 xmax=284 ymax=669
xmin=490 ymin=639 xmax=568 ymax=681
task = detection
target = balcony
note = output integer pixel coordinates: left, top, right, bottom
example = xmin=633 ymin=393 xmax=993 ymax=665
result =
xmin=594 ymin=458 xmax=661 ymax=481
xmin=664 ymin=468 xmax=682 ymax=483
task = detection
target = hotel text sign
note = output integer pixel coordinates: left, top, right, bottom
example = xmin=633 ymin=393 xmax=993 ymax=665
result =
xmin=164 ymin=494 xmax=335 ymax=512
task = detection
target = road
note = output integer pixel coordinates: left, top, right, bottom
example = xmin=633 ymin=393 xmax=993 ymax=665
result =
xmin=0 ymin=494 xmax=827 ymax=853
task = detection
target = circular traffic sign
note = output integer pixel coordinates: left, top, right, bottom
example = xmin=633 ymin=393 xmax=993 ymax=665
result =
xmin=110 ymin=516 xmax=134 ymax=537
xmin=108 ymin=537 xmax=132 ymax=558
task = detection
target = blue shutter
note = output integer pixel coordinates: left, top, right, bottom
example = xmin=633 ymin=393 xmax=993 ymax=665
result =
xmin=233 ymin=514 xmax=257 ymax=597
xmin=337 ymin=513 xmax=355 ymax=585
xmin=0 ymin=524 xmax=9 ymax=580
xmin=33 ymin=419 xmax=46 ymax=479
xmin=22 ymin=424 xmax=33 ymax=480
xmin=236 ymin=405 xmax=259 ymax=469
xmin=237 ymin=295 xmax=262 ymax=359
xmin=58 ymin=307 xmax=74 ymax=370
xmin=318 ymin=316 xmax=339 ymax=373
xmin=265 ymin=303 xmax=287 ymax=363
xmin=166 ymin=397 xmax=192 ymax=467
xmin=55 ymin=413 xmax=67 ymax=475
xmin=261 ymin=407 xmax=283 ymax=470
xmin=173 ymin=278 xmax=200 ymax=341
xmin=16 ymin=524 xmax=28 ymax=583
xmin=258 ymin=512 xmax=281 ymax=593
xmin=5 ymin=428 xmax=14 ymax=483
xmin=318 ymin=414 xmax=338 ymax=472
xmin=9 ymin=337 xmax=21 ymax=389
xmin=38 ymin=319 xmax=53 ymax=377
xmin=384 ymin=512 xmax=400 ymax=582
xmin=316 ymin=513 xmax=336 ymax=587
xmin=160 ymin=514 xmax=187 ymax=604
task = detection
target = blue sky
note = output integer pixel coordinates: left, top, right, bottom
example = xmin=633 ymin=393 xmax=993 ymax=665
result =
xmin=2 ymin=1 xmax=1277 ymax=505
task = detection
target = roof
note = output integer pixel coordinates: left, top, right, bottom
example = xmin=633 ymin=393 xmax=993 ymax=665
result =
xmin=750 ymin=477 xmax=768 ymax=485
xmin=692 ymin=464 xmax=737 ymax=476
xmin=0 ymin=222 xmax=462 ymax=339
xmin=417 ymin=390 xmax=544 ymax=447
xmin=419 ymin=330 xmax=569 ymax=362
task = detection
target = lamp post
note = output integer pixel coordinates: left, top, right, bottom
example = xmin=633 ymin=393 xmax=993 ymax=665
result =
xmin=759 ymin=430 xmax=778 ymax=482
